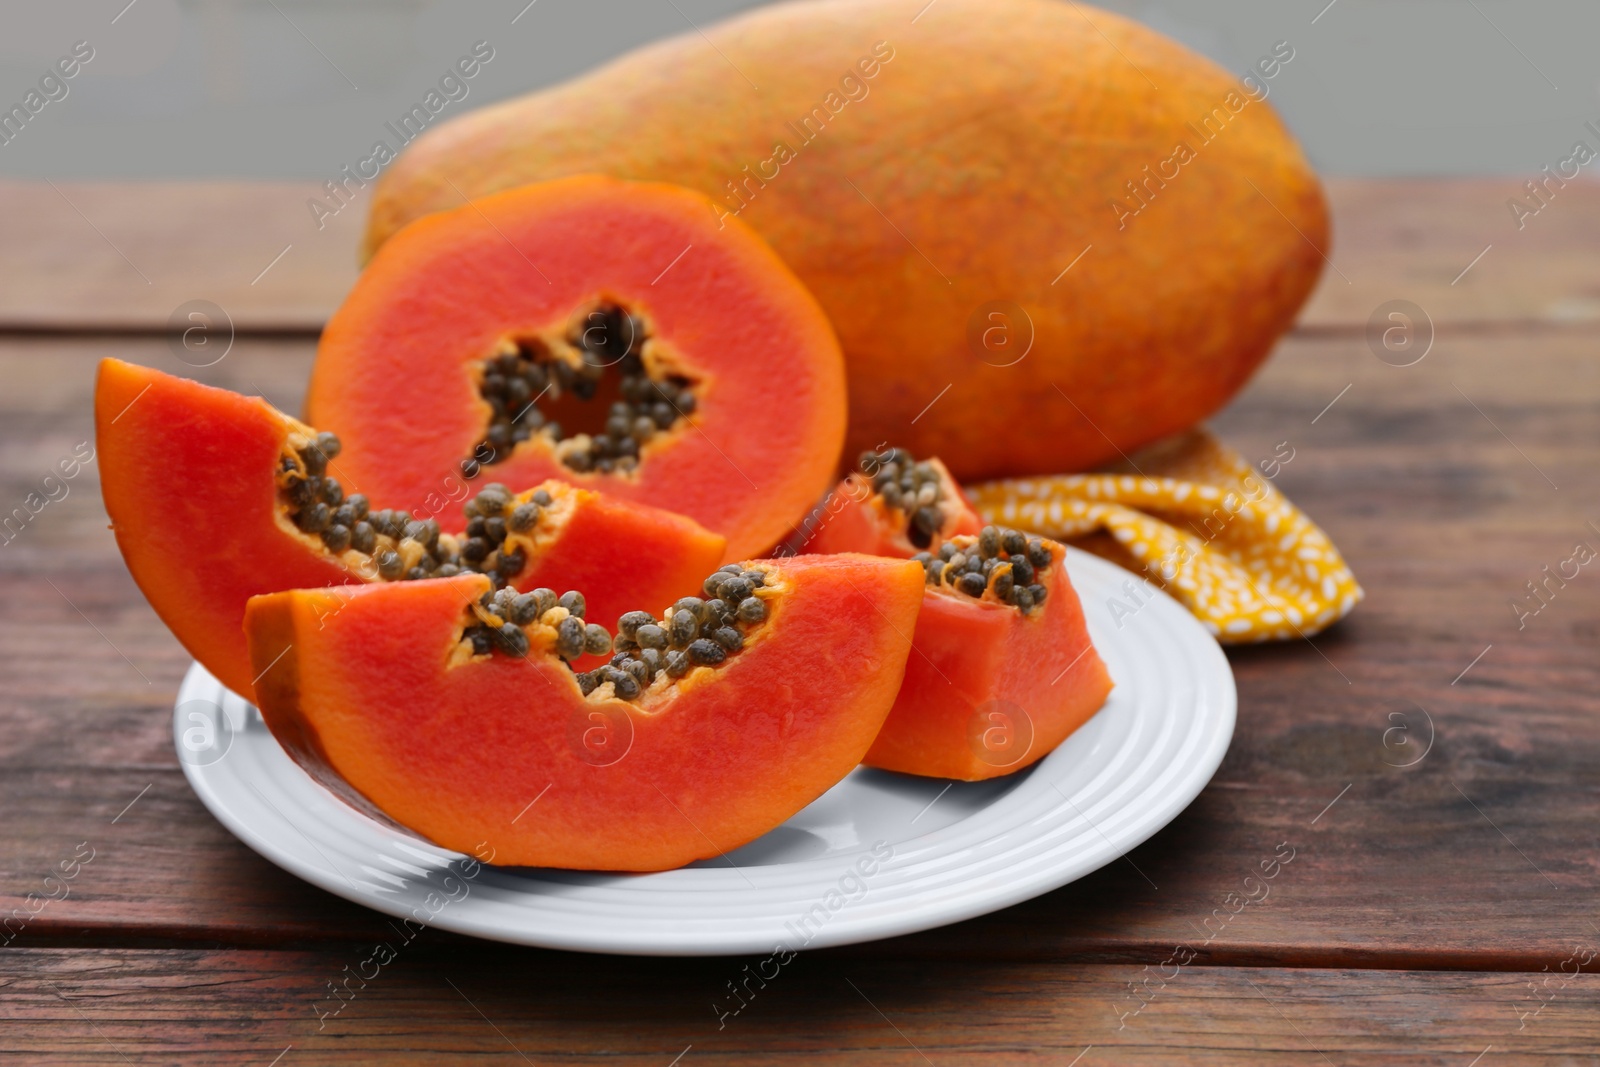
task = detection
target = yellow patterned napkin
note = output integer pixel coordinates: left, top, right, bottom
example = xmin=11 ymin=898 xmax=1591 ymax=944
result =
xmin=966 ymin=428 xmax=1361 ymax=642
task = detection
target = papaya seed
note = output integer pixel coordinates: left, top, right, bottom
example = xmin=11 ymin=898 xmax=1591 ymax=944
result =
xmin=978 ymin=525 xmax=1000 ymax=559
xmin=639 ymin=648 xmax=663 ymax=676
xmin=509 ymin=593 xmax=542 ymax=625
xmin=510 ymin=502 xmax=540 ymax=532
xmin=991 ymin=567 xmax=1014 ymax=601
xmin=670 ymin=609 xmax=698 ymax=647
xmin=584 ymin=623 xmax=613 ymax=656
xmin=611 ymin=670 xmax=642 ymax=700
xmin=687 ymin=638 xmax=726 ymax=666
xmin=322 ymin=523 xmax=351 ymax=553
xmin=298 ymin=502 xmax=331 ymax=534
xmin=496 ymin=549 xmax=526 ymax=579
xmin=555 ymin=616 xmax=586 ymax=660
xmin=1027 ymin=539 xmax=1052 ymax=569
xmin=495 ymin=623 xmax=530 ymax=658
xmin=617 ymin=610 xmax=654 ymax=638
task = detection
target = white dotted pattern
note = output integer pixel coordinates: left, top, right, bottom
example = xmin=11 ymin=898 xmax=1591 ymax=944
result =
xmin=968 ymin=428 xmax=1362 ymax=643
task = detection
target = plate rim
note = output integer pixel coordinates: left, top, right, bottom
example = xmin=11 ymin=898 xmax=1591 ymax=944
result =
xmin=177 ymin=547 xmax=1236 ymax=956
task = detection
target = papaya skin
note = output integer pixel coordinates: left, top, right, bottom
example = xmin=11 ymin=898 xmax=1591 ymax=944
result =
xmin=362 ymin=0 xmax=1328 ymax=480
xmin=246 ymin=557 xmax=926 ymax=871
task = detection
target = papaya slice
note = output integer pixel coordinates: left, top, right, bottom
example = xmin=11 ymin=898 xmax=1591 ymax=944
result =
xmin=799 ymin=447 xmax=983 ymax=557
xmin=94 ymin=359 xmax=724 ymax=699
xmin=307 ymin=175 xmax=847 ymax=561
xmin=865 ymin=528 xmax=1113 ymax=782
xmin=244 ymin=555 xmax=925 ymax=871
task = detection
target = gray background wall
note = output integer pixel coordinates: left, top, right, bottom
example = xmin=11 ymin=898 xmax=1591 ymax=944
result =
xmin=0 ymin=0 xmax=1593 ymax=179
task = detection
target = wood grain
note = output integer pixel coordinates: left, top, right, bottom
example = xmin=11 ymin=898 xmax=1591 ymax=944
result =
xmin=0 ymin=181 xmax=365 ymax=333
xmin=3 ymin=326 xmax=1597 ymax=969
xmin=0 ymin=949 xmax=1592 ymax=1065
xmin=4 ymin=179 xmax=1599 ymax=332
xmin=4 ymin=179 xmax=1599 ymax=1057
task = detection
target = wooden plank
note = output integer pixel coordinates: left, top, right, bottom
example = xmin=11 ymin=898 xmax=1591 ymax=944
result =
xmin=2 ymin=325 xmax=1598 ymax=964
xmin=3 ymin=179 xmax=1597 ymax=331
xmin=1 ymin=949 xmax=1594 ymax=1064
xmin=1296 ymin=178 xmax=1600 ymax=330
xmin=0 ymin=181 xmax=364 ymax=333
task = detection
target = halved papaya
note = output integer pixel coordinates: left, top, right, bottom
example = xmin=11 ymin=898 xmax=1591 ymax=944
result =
xmin=307 ymin=175 xmax=847 ymax=561
xmin=244 ymin=555 xmax=925 ymax=871
xmin=865 ymin=528 xmax=1113 ymax=781
xmin=798 ymin=447 xmax=982 ymax=557
xmin=95 ymin=359 xmax=724 ymax=699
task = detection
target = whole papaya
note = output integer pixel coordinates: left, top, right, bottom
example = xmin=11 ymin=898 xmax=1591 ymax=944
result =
xmin=362 ymin=0 xmax=1327 ymax=480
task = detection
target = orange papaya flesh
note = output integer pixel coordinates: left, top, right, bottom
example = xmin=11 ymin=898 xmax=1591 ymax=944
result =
xmin=244 ymin=555 xmax=925 ymax=871
xmin=307 ymin=175 xmax=847 ymax=562
xmin=864 ymin=535 xmax=1113 ymax=782
xmin=799 ymin=448 xmax=982 ymax=558
xmin=94 ymin=359 xmax=724 ymax=699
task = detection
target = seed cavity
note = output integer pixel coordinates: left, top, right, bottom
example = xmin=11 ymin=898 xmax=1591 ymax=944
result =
xmin=463 ymin=584 xmax=591 ymax=665
xmin=277 ymin=432 xmax=564 ymax=592
xmin=859 ymin=447 xmax=956 ymax=550
xmin=914 ymin=526 xmax=1054 ymax=614
xmin=462 ymin=301 xmax=698 ymax=480
xmin=572 ymin=563 xmax=774 ymax=702
xmin=452 ymin=563 xmax=778 ymax=700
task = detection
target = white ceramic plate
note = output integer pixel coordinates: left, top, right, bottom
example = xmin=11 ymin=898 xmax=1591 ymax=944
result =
xmin=175 ymin=548 xmax=1234 ymax=956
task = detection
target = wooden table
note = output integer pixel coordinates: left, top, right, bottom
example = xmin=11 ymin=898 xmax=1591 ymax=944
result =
xmin=3 ymin=178 xmax=1598 ymax=1063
